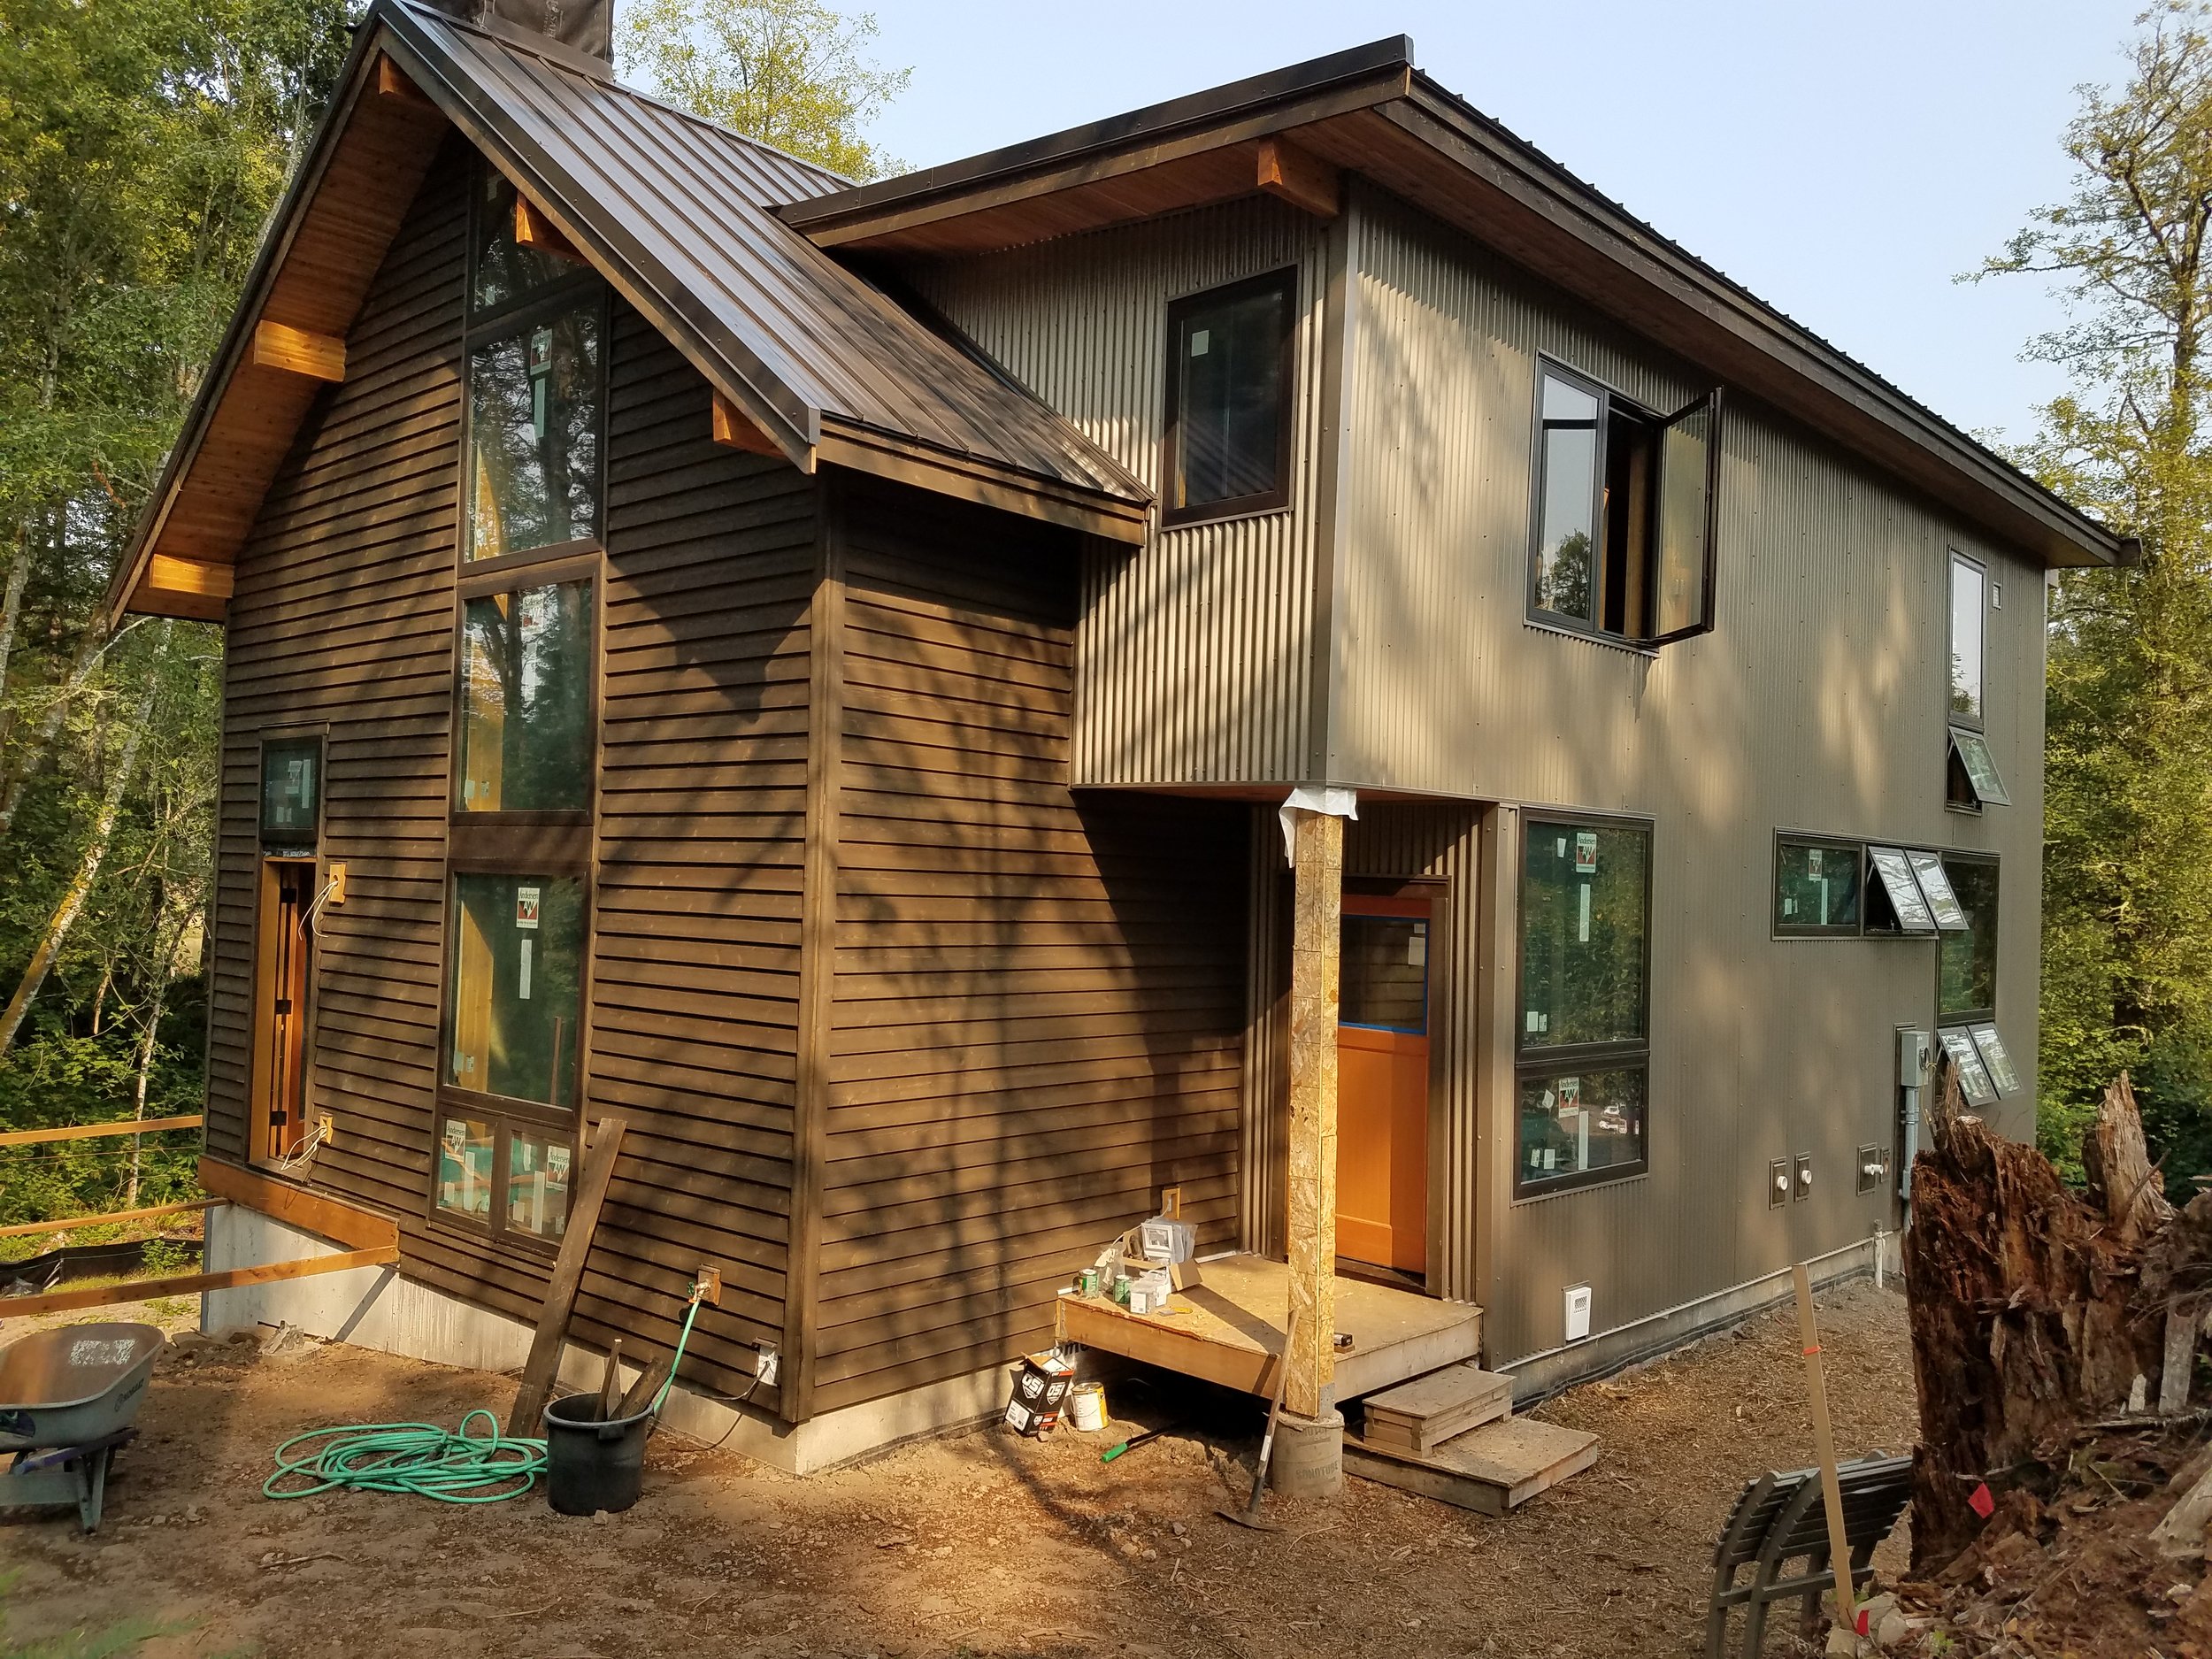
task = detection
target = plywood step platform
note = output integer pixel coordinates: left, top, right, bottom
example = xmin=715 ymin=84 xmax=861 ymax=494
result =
xmin=1358 ymin=1363 xmax=1511 ymax=1455
xmin=1347 ymin=1416 xmax=1600 ymax=1516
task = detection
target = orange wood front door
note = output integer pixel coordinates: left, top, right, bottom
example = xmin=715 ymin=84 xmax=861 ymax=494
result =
xmin=1336 ymin=897 xmax=1431 ymax=1273
xmin=251 ymin=858 xmax=316 ymax=1165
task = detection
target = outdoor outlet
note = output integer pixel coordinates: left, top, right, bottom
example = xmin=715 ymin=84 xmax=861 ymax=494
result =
xmin=695 ymin=1264 xmax=722 ymax=1306
xmin=1793 ymin=1154 xmax=1814 ymax=1201
xmin=316 ymin=1112 xmax=334 ymax=1147
xmin=326 ymin=862 xmax=347 ymax=905
xmin=754 ymin=1343 xmax=780 ymax=1386
xmin=1768 ymin=1159 xmax=1790 ymax=1210
xmin=1563 ymin=1284 xmax=1592 ymax=1343
xmin=1856 ymin=1143 xmax=1886 ymax=1195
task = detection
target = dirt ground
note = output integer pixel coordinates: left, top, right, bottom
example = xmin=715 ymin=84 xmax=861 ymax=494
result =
xmin=1 ymin=1278 xmax=1917 ymax=1658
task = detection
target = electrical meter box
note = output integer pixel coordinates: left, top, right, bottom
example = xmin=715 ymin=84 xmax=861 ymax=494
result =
xmin=1897 ymin=1028 xmax=1931 ymax=1089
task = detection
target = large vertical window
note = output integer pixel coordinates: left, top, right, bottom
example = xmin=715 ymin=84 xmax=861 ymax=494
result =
xmin=1948 ymin=552 xmax=1985 ymax=726
xmin=1517 ymin=818 xmax=1653 ymax=1193
xmin=1162 ymin=269 xmax=1295 ymax=526
xmin=435 ymin=160 xmax=604 ymax=1248
xmin=1938 ymin=854 xmax=1999 ymax=1025
xmin=1528 ymin=361 xmax=1722 ymax=648
xmin=259 ymin=735 xmax=323 ymax=849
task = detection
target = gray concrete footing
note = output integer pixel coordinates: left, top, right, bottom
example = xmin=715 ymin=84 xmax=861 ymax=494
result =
xmin=1271 ymin=1407 xmax=1345 ymax=1497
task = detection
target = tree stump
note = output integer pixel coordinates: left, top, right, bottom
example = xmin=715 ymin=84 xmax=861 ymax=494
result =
xmin=1903 ymin=1068 xmax=2163 ymax=1571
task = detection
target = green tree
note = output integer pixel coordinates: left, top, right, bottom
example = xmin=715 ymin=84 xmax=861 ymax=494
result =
xmin=1978 ymin=1 xmax=2212 ymax=1185
xmin=618 ymin=0 xmax=910 ymax=180
xmin=0 ymin=0 xmax=349 ymax=1220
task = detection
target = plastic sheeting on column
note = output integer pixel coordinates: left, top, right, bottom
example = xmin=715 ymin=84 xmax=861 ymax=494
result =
xmin=1278 ymin=785 xmax=1357 ymax=865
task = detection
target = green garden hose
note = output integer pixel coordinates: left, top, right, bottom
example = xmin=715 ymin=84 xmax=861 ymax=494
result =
xmin=264 ymin=1286 xmax=707 ymax=1504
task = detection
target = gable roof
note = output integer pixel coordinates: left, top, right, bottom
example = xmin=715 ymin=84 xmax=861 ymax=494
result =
xmin=108 ymin=0 xmax=1148 ymax=623
xmin=780 ymin=38 xmax=2130 ymax=572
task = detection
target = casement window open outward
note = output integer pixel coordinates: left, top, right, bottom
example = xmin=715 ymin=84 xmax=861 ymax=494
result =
xmin=1530 ymin=361 xmax=1723 ymax=647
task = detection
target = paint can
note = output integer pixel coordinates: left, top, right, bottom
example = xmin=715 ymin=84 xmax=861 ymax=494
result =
xmin=1070 ymin=1382 xmax=1107 ymax=1432
xmin=1076 ymin=1267 xmax=1100 ymax=1298
xmin=1111 ymin=1275 xmax=1132 ymax=1307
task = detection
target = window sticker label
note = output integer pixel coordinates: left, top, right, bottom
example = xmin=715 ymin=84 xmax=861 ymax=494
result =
xmin=1189 ymin=328 xmax=1210 ymax=357
xmin=518 ymin=938 xmax=534 ymax=1002
xmin=515 ymin=887 xmax=541 ymax=930
xmin=1578 ymin=882 xmax=1592 ymax=943
xmin=1408 ymin=926 xmax=1427 ymax=968
xmin=1939 ymin=1026 xmax=1998 ymax=1106
xmin=1574 ymin=831 xmax=1598 ymax=876
xmin=1805 ymin=848 xmax=1822 ymax=877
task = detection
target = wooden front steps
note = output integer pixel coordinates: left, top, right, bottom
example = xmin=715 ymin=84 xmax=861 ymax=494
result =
xmin=1347 ymin=1415 xmax=1600 ymax=1515
xmin=1359 ymin=1362 xmax=1511 ymax=1455
xmin=1347 ymin=1364 xmax=1598 ymax=1514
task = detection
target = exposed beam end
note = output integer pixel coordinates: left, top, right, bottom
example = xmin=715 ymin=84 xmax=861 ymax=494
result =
xmin=251 ymin=319 xmax=346 ymax=382
xmin=713 ymin=391 xmax=790 ymax=459
xmin=376 ymin=53 xmax=434 ymax=106
xmin=1257 ymin=134 xmax=1340 ymax=220
xmin=514 ymin=194 xmax=587 ymax=265
xmin=147 ymin=553 xmax=234 ymax=602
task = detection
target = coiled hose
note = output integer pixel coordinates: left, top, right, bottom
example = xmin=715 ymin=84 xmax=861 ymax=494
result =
xmin=264 ymin=1291 xmax=705 ymax=1504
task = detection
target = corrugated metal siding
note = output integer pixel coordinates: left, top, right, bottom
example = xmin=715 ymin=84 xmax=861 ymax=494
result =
xmin=1341 ymin=188 xmax=2047 ymax=1363
xmin=901 ymin=197 xmax=1331 ymax=785
xmin=815 ymin=482 xmax=1249 ymax=1413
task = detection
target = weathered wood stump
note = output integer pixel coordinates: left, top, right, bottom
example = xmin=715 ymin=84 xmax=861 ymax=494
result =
xmin=1903 ymin=1071 xmax=2177 ymax=1571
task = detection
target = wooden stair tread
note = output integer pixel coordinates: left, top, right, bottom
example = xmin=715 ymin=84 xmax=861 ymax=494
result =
xmin=1359 ymin=1363 xmax=1511 ymax=1455
xmin=1347 ymin=1417 xmax=1599 ymax=1516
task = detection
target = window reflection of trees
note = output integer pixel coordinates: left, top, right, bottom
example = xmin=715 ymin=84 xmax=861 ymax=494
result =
xmin=461 ymin=582 xmax=593 ymax=812
xmin=1520 ymin=823 xmax=1648 ymax=1049
xmin=469 ymin=307 xmax=601 ymax=561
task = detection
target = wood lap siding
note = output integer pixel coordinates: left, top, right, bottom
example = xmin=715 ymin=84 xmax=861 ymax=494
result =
xmin=210 ymin=142 xmax=810 ymax=1400
xmin=210 ymin=141 xmax=467 ymax=1208
xmin=581 ymin=304 xmax=815 ymax=1386
xmin=813 ymin=487 xmax=1248 ymax=1414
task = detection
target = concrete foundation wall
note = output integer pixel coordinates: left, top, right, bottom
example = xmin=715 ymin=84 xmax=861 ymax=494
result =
xmin=203 ymin=1207 xmax=1009 ymax=1476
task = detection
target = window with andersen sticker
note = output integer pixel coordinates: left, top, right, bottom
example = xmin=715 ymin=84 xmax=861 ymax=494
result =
xmin=1517 ymin=818 xmax=1652 ymax=1194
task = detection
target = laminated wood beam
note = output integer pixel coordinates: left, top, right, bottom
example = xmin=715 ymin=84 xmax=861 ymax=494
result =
xmin=251 ymin=320 xmax=347 ymax=382
xmin=1285 ymin=806 xmax=1343 ymax=1420
xmin=713 ymin=391 xmax=787 ymax=458
xmin=513 ymin=193 xmax=587 ymax=265
xmin=146 ymin=555 xmax=234 ymax=602
xmin=1256 ymin=134 xmax=1340 ymax=219
xmin=376 ymin=53 xmax=433 ymax=105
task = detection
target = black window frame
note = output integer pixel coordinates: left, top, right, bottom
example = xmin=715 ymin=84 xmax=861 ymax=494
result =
xmin=1947 ymin=726 xmax=2010 ymax=813
xmin=1159 ymin=267 xmax=1298 ymax=529
xmin=257 ymin=731 xmax=326 ymax=851
xmin=1513 ymin=810 xmax=1655 ymax=1199
xmin=1525 ymin=357 xmax=1724 ymax=650
xmin=1947 ymin=549 xmax=1987 ymax=733
xmin=1936 ymin=849 xmax=2000 ymax=1026
xmin=429 ymin=159 xmax=607 ymax=1255
xmin=1771 ymin=832 xmax=1864 ymax=938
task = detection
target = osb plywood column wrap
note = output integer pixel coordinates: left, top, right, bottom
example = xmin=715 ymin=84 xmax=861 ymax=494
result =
xmin=1285 ymin=807 xmax=1343 ymax=1419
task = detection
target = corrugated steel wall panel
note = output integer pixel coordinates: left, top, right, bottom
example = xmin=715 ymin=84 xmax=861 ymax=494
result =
xmin=902 ymin=197 xmax=1331 ymax=785
xmin=1343 ymin=188 xmax=2047 ymax=1363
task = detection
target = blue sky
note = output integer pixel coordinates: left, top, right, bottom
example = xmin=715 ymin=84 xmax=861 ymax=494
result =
xmin=859 ymin=0 xmax=2144 ymax=448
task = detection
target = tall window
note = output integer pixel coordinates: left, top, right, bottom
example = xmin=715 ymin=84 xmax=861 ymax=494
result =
xmin=436 ymin=159 xmax=604 ymax=1248
xmin=1162 ymin=270 xmax=1295 ymax=526
xmin=1938 ymin=854 xmax=1999 ymax=1025
xmin=1517 ymin=818 xmax=1652 ymax=1194
xmin=260 ymin=735 xmax=323 ymax=849
xmin=1948 ymin=552 xmax=1985 ymax=726
xmin=1529 ymin=361 xmax=1722 ymax=647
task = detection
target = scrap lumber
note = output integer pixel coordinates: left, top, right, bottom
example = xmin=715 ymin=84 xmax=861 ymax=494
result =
xmin=1904 ymin=1064 xmax=2190 ymax=1571
xmin=507 ymin=1116 xmax=626 ymax=1435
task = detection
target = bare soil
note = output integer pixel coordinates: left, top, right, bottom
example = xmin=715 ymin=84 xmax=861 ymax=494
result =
xmin=1 ymin=1278 xmax=1917 ymax=1658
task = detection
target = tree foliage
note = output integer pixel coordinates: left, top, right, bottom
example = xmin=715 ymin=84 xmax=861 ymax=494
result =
xmin=1981 ymin=1 xmax=2212 ymax=1186
xmin=618 ymin=0 xmax=910 ymax=180
xmin=0 ymin=0 xmax=350 ymax=1224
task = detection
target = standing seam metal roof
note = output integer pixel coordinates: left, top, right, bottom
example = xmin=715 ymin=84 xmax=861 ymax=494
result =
xmin=385 ymin=0 xmax=1148 ymax=507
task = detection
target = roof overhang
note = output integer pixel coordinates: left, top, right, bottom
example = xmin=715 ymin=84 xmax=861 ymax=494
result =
xmin=780 ymin=41 xmax=2124 ymax=572
xmin=109 ymin=5 xmax=1149 ymax=628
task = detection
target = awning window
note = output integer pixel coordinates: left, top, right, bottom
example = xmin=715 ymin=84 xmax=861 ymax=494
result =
xmin=1948 ymin=726 xmax=2011 ymax=808
xmin=1938 ymin=1025 xmax=1998 ymax=1106
xmin=1969 ymin=1022 xmax=2020 ymax=1095
xmin=1866 ymin=846 xmax=1937 ymax=933
xmin=1904 ymin=849 xmax=1971 ymax=933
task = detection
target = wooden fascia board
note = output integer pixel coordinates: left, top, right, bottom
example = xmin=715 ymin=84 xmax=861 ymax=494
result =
xmin=197 ymin=1154 xmax=402 ymax=1251
xmin=781 ymin=68 xmax=1411 ymax=251
xmin=1376 ymin=93 xmax=2119 ymax=570
xmin=107 ymin=33 xmax=400 ymax=629
xmin=817 ymin=419 xmax=1150 ymax=544
xmin=373 ymin=23 xmax=823 ymax=474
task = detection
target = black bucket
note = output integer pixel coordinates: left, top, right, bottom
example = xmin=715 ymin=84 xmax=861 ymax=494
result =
xmin=541 ymin=1394 xmax=653 ymax=1515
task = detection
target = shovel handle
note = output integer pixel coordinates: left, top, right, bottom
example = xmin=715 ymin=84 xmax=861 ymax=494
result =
xmin=1243 ymin=1309 xmax=1298 ymax=1513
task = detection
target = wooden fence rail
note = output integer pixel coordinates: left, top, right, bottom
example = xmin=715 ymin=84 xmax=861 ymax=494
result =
xmin=0 ymin=1114 xmax=204 ymax=1148
xmin=0 ymin=1198 xmax=219 ymax=1241
xmin=0 ymin=1244 xmax=400 ymax=1319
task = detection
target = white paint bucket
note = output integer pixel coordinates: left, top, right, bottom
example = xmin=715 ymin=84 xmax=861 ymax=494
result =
xmin=1070 ymin=1381 xmax=1106 ymax=1432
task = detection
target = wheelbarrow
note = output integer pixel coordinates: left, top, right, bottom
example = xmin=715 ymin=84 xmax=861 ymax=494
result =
xmin=0 ymin=1322 xmax=163 ymax=1532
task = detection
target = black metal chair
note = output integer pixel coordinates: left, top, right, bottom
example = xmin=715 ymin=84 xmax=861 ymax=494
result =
xmin=1704 ymin=1453 xmax=1914 ymax=1658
